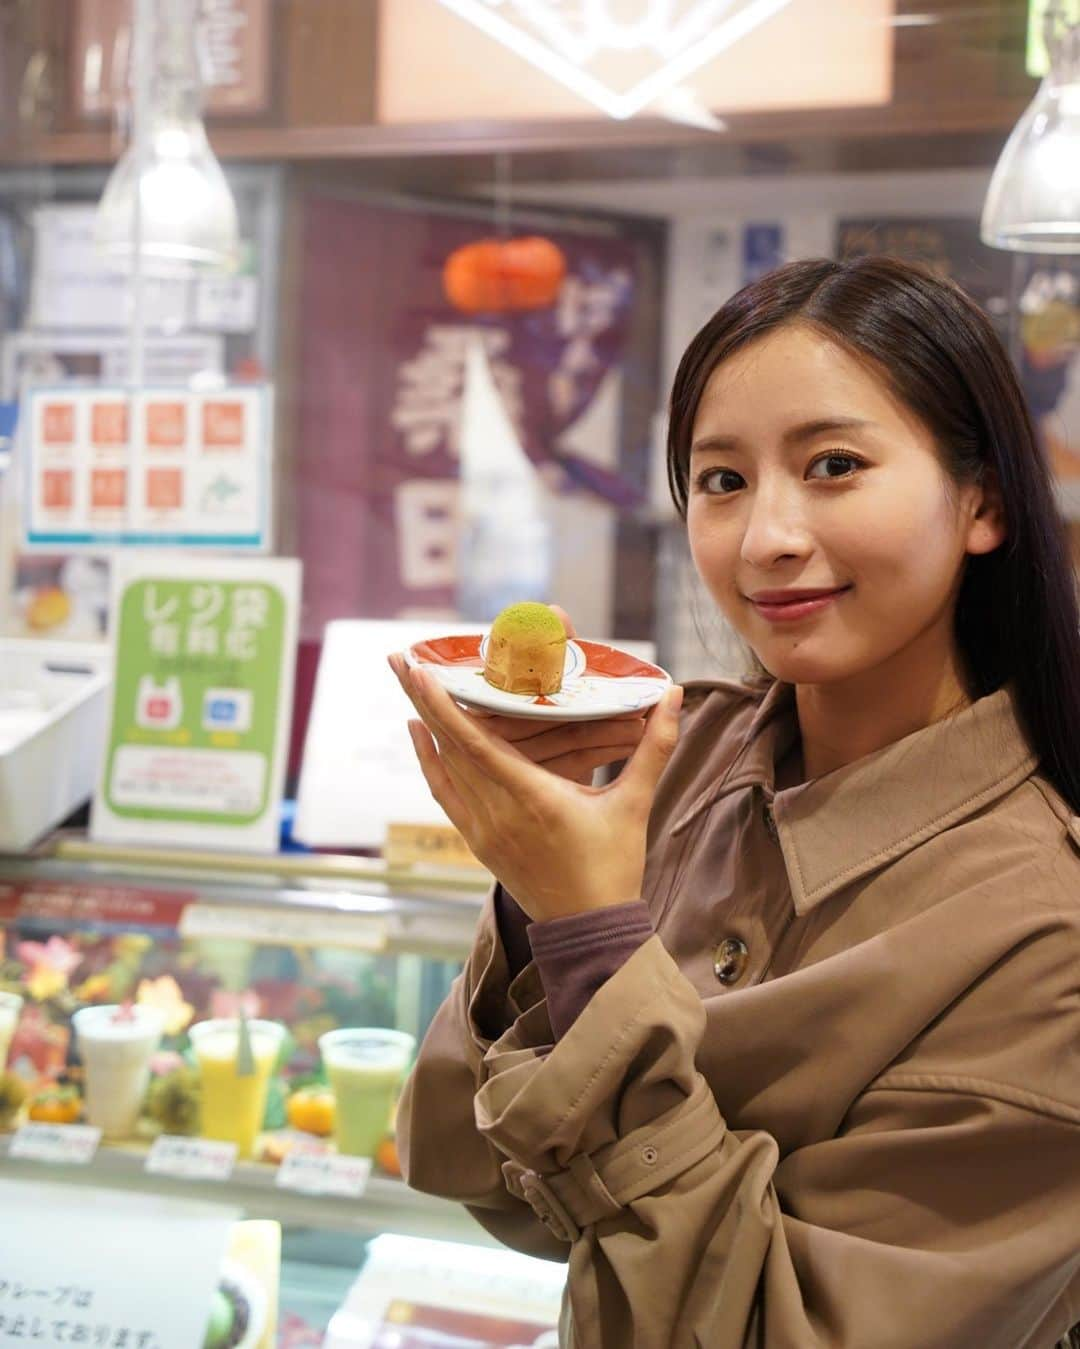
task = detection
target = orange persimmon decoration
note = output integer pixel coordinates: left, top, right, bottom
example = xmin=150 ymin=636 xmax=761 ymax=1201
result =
xmin=375 ymin=1134 xmax=401 ymax=1176
xmin=285 ymin=1086 xmax=336 ymax=1137
xmin=443 ymin=236 xmax=567 ymax=314
xmin=28 ymin=1086 xmax=82 ymax=1124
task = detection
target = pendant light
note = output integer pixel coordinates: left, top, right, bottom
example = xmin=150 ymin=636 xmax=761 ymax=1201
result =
xmin=95 ymin=0 xmax=239 ymax=277
xmin=981 ymin=0 xmax=1080 ymax=253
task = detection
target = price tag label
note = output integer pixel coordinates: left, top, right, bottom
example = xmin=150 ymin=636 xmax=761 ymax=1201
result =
xmin=9 ymin=1123 xmax=102 ymax=1165
xmin=179 ymin=903 xmax=387 ymax=951
xmin=275 ymin=1150 xmax=372 ymax=1198
xmin=146 ymin=1135 xmax=237 ymax=1181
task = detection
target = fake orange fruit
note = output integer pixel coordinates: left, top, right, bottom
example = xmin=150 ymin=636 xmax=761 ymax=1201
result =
xmin=375 ymin=1135 xmax=401 ymax=1176
xmin=28 ymin=1086 xmax=81 ymax=1124
xmin=285 ymin=1087 xmax=335 ymax=1136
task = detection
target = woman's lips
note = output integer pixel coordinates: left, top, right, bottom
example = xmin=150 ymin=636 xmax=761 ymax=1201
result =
xmin=750 ymin=587 xmax=852 ymax=623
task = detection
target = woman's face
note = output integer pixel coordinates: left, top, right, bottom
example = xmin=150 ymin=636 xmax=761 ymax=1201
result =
xmin=686 ymin=322 xmax=997 ymax=687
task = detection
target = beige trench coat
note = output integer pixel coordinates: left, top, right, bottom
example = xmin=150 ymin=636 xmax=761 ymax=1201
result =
xmin=398 ymin=678 xmax=1080 ymax=1348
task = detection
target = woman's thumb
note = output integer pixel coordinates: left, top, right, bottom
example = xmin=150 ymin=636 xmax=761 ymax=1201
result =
xmin=625 ymin=684 xmax=683 ymax=795
xmin=547 ymin=604 xmax=577 ymax=639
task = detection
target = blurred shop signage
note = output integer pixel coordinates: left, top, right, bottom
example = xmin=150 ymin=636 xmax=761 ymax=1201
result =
xmin=381 ymin=0 xmax=893 ymax=124
xmin=294 ymin=620 xmax=485 ymax=851
xmin=21 ymin=384 xmax=272 ymax=551
xmin=91 ymin=554 xmax=300 ymax=853
xmin=26 ymin=205 xmax=256 ymax=339
xmin=74 ymin=0 xmax=271 ymax=117
xmin=384 ymin=822 xmax=481 ymax=870
xmin=0 ymin=1177 xmax=237 ymax=1349
xmin=0 ymin=881 xmax=195 ymax=932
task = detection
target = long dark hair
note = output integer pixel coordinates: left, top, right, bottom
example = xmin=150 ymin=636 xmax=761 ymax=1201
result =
xmin=666 ymin=254 xmax=1080 ymax=814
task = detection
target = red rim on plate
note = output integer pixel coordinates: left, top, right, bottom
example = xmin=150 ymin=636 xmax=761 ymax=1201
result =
xmin=404 ymin=634 xmax=671 ymax=721
xmin=409 ymin=635 xmax=666 ymax=681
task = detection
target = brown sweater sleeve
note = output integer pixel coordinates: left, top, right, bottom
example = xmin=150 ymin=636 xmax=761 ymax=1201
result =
xmin=527 ymin=900 xmax=654 ymax=1039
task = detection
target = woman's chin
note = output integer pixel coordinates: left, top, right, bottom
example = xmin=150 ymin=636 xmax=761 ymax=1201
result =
xmin=751 ymin=645 xmax=866 ymax=687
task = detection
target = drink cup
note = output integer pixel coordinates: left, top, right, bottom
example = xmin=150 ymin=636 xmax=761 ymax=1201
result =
xmin=73 ymin=1004 xmax=165 ymax=1138
xmin=189 ymin=1018 xmax=284 ymax=1160
xmin=319 ymin=1028 xmax=415 ymax=1158
xmin=0 ymin=992 xmax=23 ymax=1068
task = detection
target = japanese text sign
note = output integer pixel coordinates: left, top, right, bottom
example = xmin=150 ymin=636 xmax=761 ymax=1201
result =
xmin=92 ymin=554 xmax=300 ymax=852
xmin=22 ymin=385 xmax=271 ymax=552
xmin=275 ymin=1151 xmax=371 ymax=1199
xmin=0 ymin=1178 xmax=237 ymax=1349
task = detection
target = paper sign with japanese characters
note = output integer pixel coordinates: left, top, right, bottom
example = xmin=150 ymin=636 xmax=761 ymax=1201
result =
xmin=92 ymin=554 xmax=300 ymax=852
xmin=0 ymin=1177 xmax=237 ymax=1349
xmin=22 ymin=385 xmax=271 ymax=551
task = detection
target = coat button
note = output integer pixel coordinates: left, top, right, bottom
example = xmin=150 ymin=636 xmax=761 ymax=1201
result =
xmin=713 ymin=937 xmax=749 ymax=985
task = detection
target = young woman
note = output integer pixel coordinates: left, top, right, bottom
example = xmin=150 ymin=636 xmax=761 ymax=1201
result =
xmin=388 ymin=256 xmax=1080 ymax=1348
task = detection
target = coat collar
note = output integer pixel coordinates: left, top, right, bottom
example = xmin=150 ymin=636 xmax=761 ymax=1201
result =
xmin=672 ymin=679 xmax=1038 ymax=917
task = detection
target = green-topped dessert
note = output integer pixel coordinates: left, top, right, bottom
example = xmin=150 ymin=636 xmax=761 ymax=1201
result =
xmin=203 ymin=1289 xmax=236 ymax=1349
xmin=483 ymin=602 xmax=567 ymax=696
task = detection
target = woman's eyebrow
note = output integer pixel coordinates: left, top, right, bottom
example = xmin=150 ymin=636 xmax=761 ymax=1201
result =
xmin=690 ymin=417 xmax=874 ymax=456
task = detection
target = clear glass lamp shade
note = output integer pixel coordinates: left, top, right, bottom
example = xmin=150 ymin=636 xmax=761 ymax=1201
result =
xmin=95 ymin=119 xmax=240 ymax=277
xmin=980 ymin=78 xmax=1080 ymax=253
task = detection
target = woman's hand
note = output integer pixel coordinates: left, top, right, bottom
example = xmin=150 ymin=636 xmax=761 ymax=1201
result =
xmin=462 ymin=708 xmax=648 ymax=785
xmin=387 ymin=653 xmax=683 ymax=922
xmin=466 ymin=607 xmax=645 ymax=785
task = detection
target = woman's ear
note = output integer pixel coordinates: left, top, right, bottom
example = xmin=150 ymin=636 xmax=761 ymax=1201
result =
xmin=965 ymin=466 xmax=1008 ymax=557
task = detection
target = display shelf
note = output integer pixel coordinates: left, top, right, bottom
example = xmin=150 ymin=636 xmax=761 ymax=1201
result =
xmin=0 ymin=837 xmax=489 ymax=961
xmin=0 ymin=1133 xmax=497 ymax=1249
xmin=48 ymin=835 xmax=492 ymax=896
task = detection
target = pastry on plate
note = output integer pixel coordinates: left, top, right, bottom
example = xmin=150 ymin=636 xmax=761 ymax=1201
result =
xmin=482 ymin=603 xmax=566 ymax=696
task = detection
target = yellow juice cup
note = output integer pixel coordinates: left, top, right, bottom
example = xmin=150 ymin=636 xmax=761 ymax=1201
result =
xmin=0 ymin=992 xmax=22 ymax=1068
xmin=189 ymin=1018 xmax=285 ymax=1160
xmin=319 ymin=1028 xmax=415 ymax=1158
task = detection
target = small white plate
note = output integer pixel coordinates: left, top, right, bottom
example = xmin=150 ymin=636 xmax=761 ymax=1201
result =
xmin=404 ymin=633 xmax=672 ymax=722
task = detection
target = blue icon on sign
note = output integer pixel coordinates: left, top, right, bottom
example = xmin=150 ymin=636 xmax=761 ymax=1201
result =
xmin=207 ymin=697 xmax=239 ymax=726
xmin=202 ymin=688 xmax=252 ymax=733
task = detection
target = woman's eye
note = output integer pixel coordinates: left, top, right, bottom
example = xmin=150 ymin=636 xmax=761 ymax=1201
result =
xmin=697 ymin=468 xmax=745 ymax=495
xmin=807 ymin=453 xmax=862 ymax=481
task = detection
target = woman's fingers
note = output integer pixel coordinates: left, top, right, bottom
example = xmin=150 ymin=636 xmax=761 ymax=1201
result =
xmin=547 ymin=603 xmax=577 ymax=639
xmin=471 ymin=708 xmax=643 ymax=743
xmin=406 ymin=718 xmax=472 ymax=833
xmin=397 ymin=664 xmax=539 ymax=791
xmin=521 ymin=720 xmax=645 ymax=766
xmin=541 ymin=746 xmax=642 ymax=783
xmin=390 ymin=652 xmax=645 ymax=790
xmin=620 ymin=685 xmax=684 ymax=805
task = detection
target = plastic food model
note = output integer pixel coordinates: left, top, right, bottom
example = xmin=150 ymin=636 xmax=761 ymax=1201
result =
xmin=285 ymin=1086 xmax=335 ymax=1137
xmin=482 ymin=603 xmax=567 ymax=696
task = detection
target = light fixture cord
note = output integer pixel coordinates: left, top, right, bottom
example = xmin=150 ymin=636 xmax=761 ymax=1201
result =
xmin=128 ymin=0 xmax=154 ymax=392
xmin=495 ymin=150 xmax=512 ymax=240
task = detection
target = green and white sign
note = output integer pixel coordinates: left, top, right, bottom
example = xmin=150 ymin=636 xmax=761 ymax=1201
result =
xmin=92 ymin=554 xmax=300 ymax=852
xmin=1027 ymin=0 xmax=1079 ymax=78
xmin=1028 ymin=0 xmax=1051 ymax=77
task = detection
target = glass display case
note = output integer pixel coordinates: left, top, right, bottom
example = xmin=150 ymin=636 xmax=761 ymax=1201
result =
xmin=0 ymin=839 xmax=510 ymax=1344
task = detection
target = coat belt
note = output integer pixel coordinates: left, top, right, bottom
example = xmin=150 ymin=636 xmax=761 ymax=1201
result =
xmin=503 ymin=1078 xmax=726 ymax=1243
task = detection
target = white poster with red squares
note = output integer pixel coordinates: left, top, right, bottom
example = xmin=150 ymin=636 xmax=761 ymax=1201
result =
xmin=21 ymin=385 xmax=271 ymax=551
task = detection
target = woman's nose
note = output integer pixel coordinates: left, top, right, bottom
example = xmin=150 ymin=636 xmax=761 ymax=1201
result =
xmin=738 ymin=482 xmax=812 ymax=568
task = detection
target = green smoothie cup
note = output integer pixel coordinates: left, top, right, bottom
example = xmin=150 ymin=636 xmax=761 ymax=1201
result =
xmin=318 ymin=1028 xmax=415 ymax=1158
